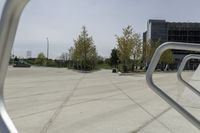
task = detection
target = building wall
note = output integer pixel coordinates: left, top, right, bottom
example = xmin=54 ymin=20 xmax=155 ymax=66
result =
xmin=143 ymin=19 xmax=200 ymax=70
xmin=148 ymin=20 xmax=168 ymax=43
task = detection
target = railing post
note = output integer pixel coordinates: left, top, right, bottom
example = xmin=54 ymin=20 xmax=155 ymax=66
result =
xmin=177 ymin=54 xmax=200 ymax=97
xmin=146 ymin=42 xmax=200 ymax=129
xmin=0 ymin=0 xmax=30 ymax=132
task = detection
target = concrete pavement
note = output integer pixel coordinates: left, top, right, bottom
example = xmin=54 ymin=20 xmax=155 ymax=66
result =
xmin=4 ymin=67 xmax=200 ymax=133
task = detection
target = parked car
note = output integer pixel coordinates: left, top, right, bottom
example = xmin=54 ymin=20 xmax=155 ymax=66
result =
xmin=13 ymin=60 xmax=31 ymax=68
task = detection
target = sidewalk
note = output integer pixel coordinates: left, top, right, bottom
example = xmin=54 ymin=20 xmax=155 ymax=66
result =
xmin=4 ymin=67 xmax=199 ymax=133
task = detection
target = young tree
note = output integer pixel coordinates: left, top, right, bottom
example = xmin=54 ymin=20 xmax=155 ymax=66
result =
xmin=160 ymin=50 xmax=174 ymax=64
xmin=71 ymin=26 xmax=97 ymax=70
xmin=68 ymin=47 xmax=75 ymax=68
xmin=87 ymin=45 xmax=97 ymax=69
xmin=110 ymin=48 xmax=119 ymax=68
xmin=60 ymin=52 xmax=68 ymax=62
xmin=35 ymin=52 xmax=46 ymax=65
xmin=149 ymin=40 xmax=174 ymax=64
xmin=133 ymin=33 xmax=142 ymax=60
xmin=132 ymin=33 xmax=142 ymax=71
xmin=142 ymin=40 xmax=151 ymax=69
xmin=116 ymin=25 xmax=135 ymax=72
xmin=59 ymin=52 xmax=68 ymax=67
xmin=143 ymin=40 xmax=174 ymax=70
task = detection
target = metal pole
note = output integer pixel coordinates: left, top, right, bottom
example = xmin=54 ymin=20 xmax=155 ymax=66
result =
xmin=177 ymin=54 xmax=200 ymax=97
xmin=0 ymin=0 xmax=30 ymax=132
xmin=46 ymin=37 xmax=49 ymax=60
xmin=146 ymin=42 xmax=200 ymax=129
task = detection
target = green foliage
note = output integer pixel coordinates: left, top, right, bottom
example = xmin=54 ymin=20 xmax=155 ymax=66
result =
xmin=95 ymin=57 xmax=112 ymax=70
xmin=142 ymin=40 xmax=151 ymax=66
xmin=143 ymin=39 xmax=174 ymax=69
xmin=116 ymin=25 xmax=142 ymax=72
xmin=143 ymin=40 xmax=174 ymax=65
xmin=132 ymin=33 xmax=142 ymax=71
xmin=160 ymin=50 xmax=174 ymax=64
xmin=69 ymin=26 xmax=97 ymax=70
xmin=116 ymin=26 xmax=134 ymax=66
xmin=97 ymin=56 xmax=104 ymax=64
xmin=96 ymin=63 xmax=112 ymax=70
xmin=34 ymin=52 xmax=46 ymax=66
xmin=110 ymin=48 xmax=119 ymax=68
xmin=133 ymin=33 xmax=142 ymax=60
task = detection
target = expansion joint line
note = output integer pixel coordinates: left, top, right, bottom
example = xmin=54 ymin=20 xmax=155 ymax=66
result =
xmin=40 ymin=74 xmax=86 ymax=133
xmin=109 ymin=79 xmax=174 ymax=133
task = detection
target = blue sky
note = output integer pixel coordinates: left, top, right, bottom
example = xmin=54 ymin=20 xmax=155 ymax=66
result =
xmin=1 ymin=0 xmax=200 ymax=58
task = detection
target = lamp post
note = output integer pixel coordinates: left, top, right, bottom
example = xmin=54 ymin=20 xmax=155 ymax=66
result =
xmin=46 ymin=37 xmax=49 ymax=65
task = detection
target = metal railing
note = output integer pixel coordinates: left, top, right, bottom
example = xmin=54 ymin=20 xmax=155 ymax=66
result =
xmin=177 ymin=54 xmax=200 ymax=97
xmin=0 ymin=0 xmax=30 ymax=132
xmin=1 ymin=0 xmax=200 ymax=132
xmin=146 ymin=42 xmax=200 ymax=129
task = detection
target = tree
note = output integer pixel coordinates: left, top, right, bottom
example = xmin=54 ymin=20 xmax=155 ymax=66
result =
xmin=35 ymin=52 xmax=46 ymax=65
xmin=143 ymin=40 xmax=150 ymax=67
xmin=160 ymin=50 xmax=174 ymax=64
xmin=149 ymin=40 xmax=174 ymax=64
xmin=68 ymin=47 xmax=75 ymax=68
xmin=110 ymin=48 xmax=119 ymax=68
xmin=59 ymin=52 xmax=68 ymax=67
xmin=116 ymin=25 xmax=135 ymax=72
xmin=71 ymin=26 xmax=97 ymax=70
xmin=97 ymin=56 xmax=104 ymax=64
xmin=143 ymin=40 xmax=174 ymax=70
xmin=132 ymin=33 xmax=142 ymax=71
xmin=60 ymin=52 xmax=68 ymax=62
xmin=142 ymin=39 xmax=158 ymax=68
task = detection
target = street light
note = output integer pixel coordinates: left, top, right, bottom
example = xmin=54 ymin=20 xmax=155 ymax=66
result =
xmin=46 ymin=37 xmax=49 ymax=60
xmin=46 ymin=37 xmax=50 ymax=66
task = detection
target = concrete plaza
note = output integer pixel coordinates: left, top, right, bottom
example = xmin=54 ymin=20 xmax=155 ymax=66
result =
xmin=4 ymin=67 xmax=200 ymax=133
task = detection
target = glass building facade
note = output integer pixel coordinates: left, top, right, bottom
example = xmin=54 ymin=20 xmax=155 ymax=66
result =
xmin=143 ymin=19 xmax=200 ymax=70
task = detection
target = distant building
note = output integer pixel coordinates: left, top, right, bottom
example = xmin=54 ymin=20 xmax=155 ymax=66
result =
xmin=143 ymin=19 xmax=200 ymax=70
xmin=26 ymin=50 xmax=32 ymax=58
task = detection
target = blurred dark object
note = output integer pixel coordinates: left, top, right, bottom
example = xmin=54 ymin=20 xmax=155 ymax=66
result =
xmin=112 ymin=68 xmax=117 ymax=73
xmin=123 ymin=65 xmax=128 ymax=73
xmin=13 ymin=60 xmax=31 ymax=68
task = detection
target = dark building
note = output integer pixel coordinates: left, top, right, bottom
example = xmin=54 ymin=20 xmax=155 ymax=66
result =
xmin=143 ymin=19 xmax=200 ymax=70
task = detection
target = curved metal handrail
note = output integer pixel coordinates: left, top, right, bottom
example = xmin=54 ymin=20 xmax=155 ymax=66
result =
xmin=177 ymin=54 xmax=200 ymax=97
xmin=0 ymin=0 xmax=29 ymax=132
xmin=146 ymin=42 xmax=200 ymax=129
